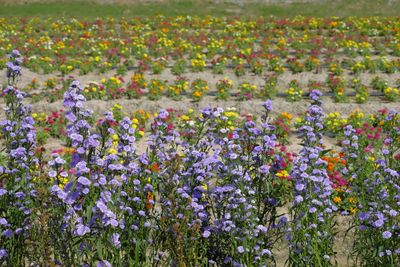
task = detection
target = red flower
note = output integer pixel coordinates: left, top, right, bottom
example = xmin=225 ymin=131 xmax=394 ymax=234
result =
xmin=52 ymin=111 xmax=59 ymax=119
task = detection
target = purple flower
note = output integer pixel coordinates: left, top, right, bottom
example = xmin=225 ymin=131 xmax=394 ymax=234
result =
xmin=389 ymin=210 xmax=398 ymax=217
xmin=373 ymin=220 xmax=384 ymax=228
xmin=0 ymin=218 xmax=8 ymax=226
xmin=77 ymin=176 xmax=91 ymax=186
xmin=0 ymin=189 xmax=7 ymax=196
xmin=97 ymin=260 xmax=112 ymax=267
xmin=111 ymin=233 xmax=121 ymax=248
xmin=358 ymin=212 xmax=370 ymax=221
xmin=0 ymin=249 xmax=7 ymax=259
xmin=96 ymin=202 xmax=108 ymax=213
xmin=202 ymin=230 xmax=211 ymax=238
xmin=259 ymin=165 xmax=270 ymax=174
xmin=309 ymin=207 xmax=317 ymax=213
xmin=257 ymin=225 xmax=268 ymax=233
xmin=295 ymin=183 xmax=305 ymax=191
xmin=237 ymin=246 xmax=245 ymax=253
xmin=294 ymin=195 xmax=303 ymax=204
xmin=262 ymin=100 xmax=273 ymax=111
xmin=309 ymin=90 xmax=323 ymax=105
xmin=382 ymin=231 xmax=392 ymax=239
xmin=76 ymin=224 xmax=90 ymax=236
xmin=2 ymin=229 xmax=13 ymax=238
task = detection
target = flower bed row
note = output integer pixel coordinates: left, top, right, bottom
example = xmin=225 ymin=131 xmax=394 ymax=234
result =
xmin=2 ymin=17 xmax=400 ymax=75
xmin=10 ymin=73 xmax=400 ymax=103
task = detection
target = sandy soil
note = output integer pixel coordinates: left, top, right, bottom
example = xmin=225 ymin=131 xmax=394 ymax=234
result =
xmin=1 ymin=67 xmax=399 ymax=118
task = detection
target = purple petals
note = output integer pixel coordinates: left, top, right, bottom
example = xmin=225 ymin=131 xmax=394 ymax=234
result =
xmin=77 ymin=176 xmax=91 ymax=186
xmin=202 ymin=230 xmax=211 ymax=238
xmin=295 ymin=183 xmax=305 ymax=191
xmin=237 ymin=246 xmax=245 ymax=253
xmin=1 ymin=229 xmax=13 ymax=238
xmin=75 ymin=224 xmax=90 ymax=236
xmin=97 ymin=260 xmax=112 ymax=267
xmin=382 ymin=231 xmax=392 ymax=239
xmin=111 ymin=233 xmax=121 ymax=248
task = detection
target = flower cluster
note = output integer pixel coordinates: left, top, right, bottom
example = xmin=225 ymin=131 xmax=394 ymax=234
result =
xmin=288 ymin=91 xmax=337 ymax=266
xmin=341 ymin=112 xmax=400 ymax=265
xmin=0 ymin=50 xmax=38 ymax=265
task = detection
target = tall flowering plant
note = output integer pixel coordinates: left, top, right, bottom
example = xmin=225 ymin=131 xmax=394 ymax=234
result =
xmin=201 ymin=102 xmax=289 ymax=266
xmin=341 ymin=111 xmax=400 ymax=266
xmin=49 ymin=81 xmax=156 ymax=266
xmin=0 ymin=50 xmax=38 ymax=265
xmin=288 ymin=91 xmax=337 ymax=266
xmin=145 ymin=108 xmax=214 ymax=265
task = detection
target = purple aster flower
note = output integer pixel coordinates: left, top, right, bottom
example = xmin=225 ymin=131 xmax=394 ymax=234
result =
xmin=262 ymin=100 xmax=273 ymax=111
xmin=389 ymin=210 xmax=398 ymax=217
xmin=382 ymin=231 xmax=392 ymax=239
xmin=111 ymin=233 xmax=121 ymax=248
xmin=257 ymin=225 xmax=268 ymax=233
xmin=294 ymin=195 xmax=303 ymax=204
xmin=0 ymin=249 xmax=7 ymax=259
xmin=202 ymin=230 xmax=211 ymax=238
xmin=76 ymin=224 xmax=90 ymax=236
xmin=77 ymin=176 xmax=91 ymax=186
xmin=373 ymin=220 xmax=384 ymax=228
xmin=1 ymin=229 xmax=13 ymax=238
xmin=309 ymin=207 xmax=317 ymax=213
xmin=97 ymin=260 xmax=112 ymax=267
xmin=0 ymin=218 xmax=8 ymax=226
xmin=295 ymin=183 xmax=305 ymax=191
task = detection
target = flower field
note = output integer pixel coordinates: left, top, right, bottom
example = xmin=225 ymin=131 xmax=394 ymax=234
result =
xmin=0 ymin=15 xmax=399 ymax=267
xmin=0 ymin=17 xmax=400 ymax=102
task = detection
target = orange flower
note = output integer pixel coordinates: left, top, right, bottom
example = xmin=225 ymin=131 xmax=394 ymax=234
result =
xmin=150 ymin=163 xmax=159 ymax=172
xmin=146 ymin=192 xmax=155 ymax=210
xmin=327 ymin=162 xmax=334 ymax=172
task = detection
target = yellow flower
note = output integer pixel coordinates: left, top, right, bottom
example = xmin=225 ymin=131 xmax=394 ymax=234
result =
xmin=113 ymin=103 xmax=122 ymax=110
xmin=201 ymin=183 xmax=207 ymax=190
xmin=348 ymin=197 xmax=357 ymax=204
xmin=276 ymin=170 xmax=289 ymax=178
xmin=108 ymin=148 xmax=117 ymax=154
xmin=333 ymin=196 xmax=342 ymax=203
xmin=350 ymin=207 xmax=357 ymax=215
xmin=193 ymin=91 xmax=202 ymax=97
xmin=181 ymin=115 xmax=190 ymax=121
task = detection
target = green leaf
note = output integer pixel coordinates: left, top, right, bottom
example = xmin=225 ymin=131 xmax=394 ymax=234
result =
xmin=97 ymin=238 xmax=104 ymax=259
xmin=86 ymin=203 xmax=93 ymax=222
